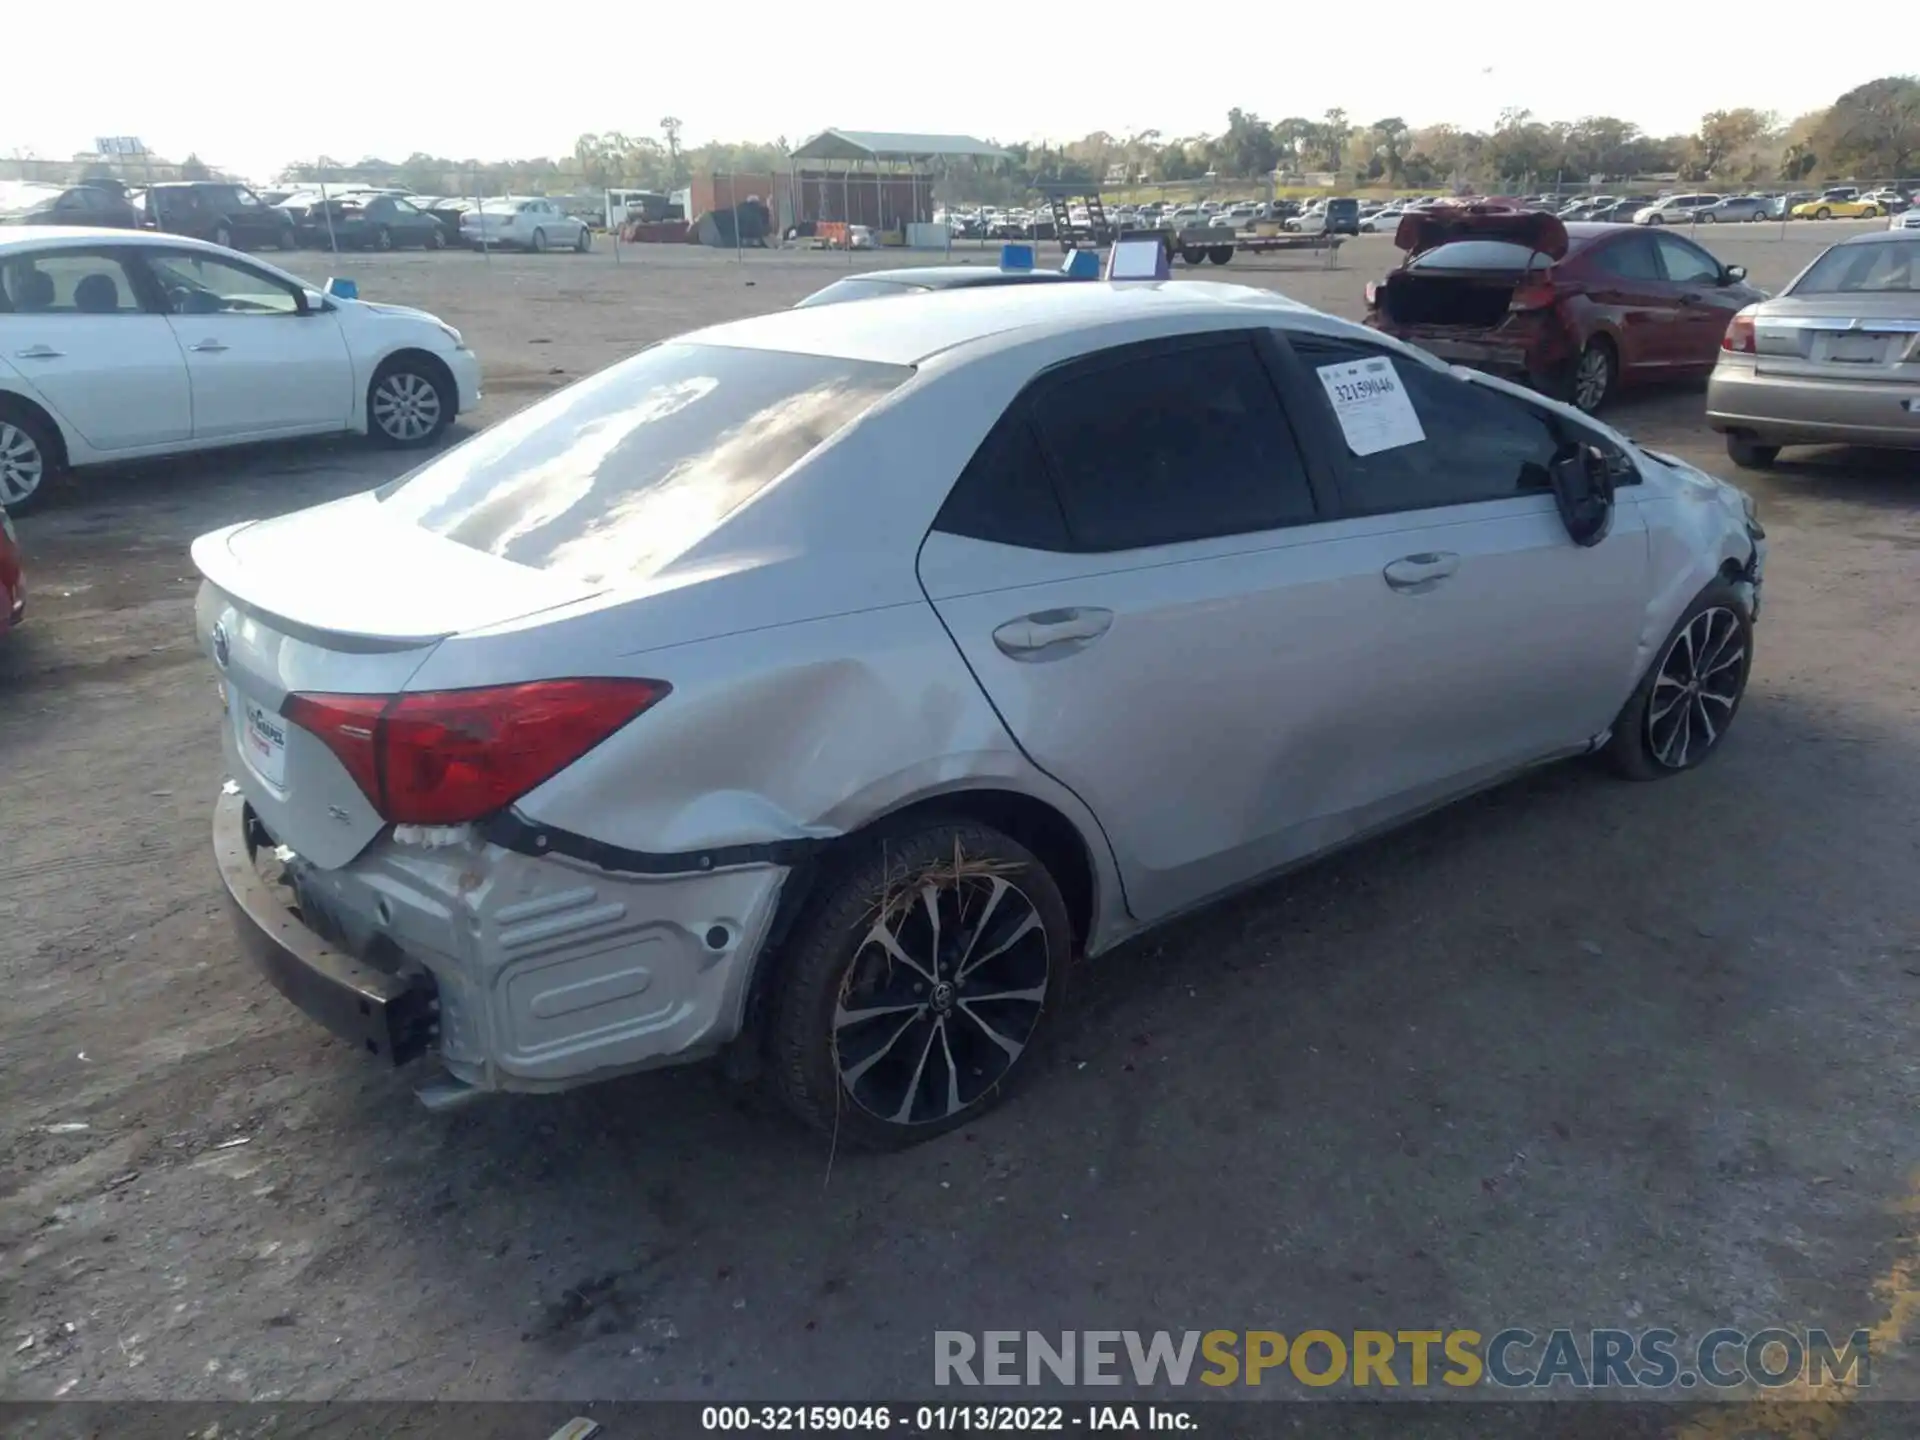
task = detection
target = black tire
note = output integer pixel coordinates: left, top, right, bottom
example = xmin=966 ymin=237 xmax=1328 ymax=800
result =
xmin=212 ymin=223 xmax=234 ymax=249
xmin=425 ymin=227 xmax=445 ymax=251
xmin=1603 ymin=581 xmax=1754 ymax=781
xmin=530 ymin=227 xmax=548 ymax=253
xmin=1815 ymin=207 xmax=1832 ymax=220
xmin=769 ymin=820 xmax=1072 ymax=1149
xmin=0 ymin=400 xmax=62 ymax=516
xmin=1749 ymin=210 xmax=1766 ymax=222
xmin=1646 ymin=212 xmax=1665 ymax=224
xmin=1566 ymin=336 xmax=1616 ymax=413
xmin=366 ymin=357 xmax=453 ymax=448
xmin=1179 ymin=247 xmax=1204 ymax=265
xmin=277 ymin=226 xmax=297 ymax=251
xmin=1700 ymin=212 xmax=1716 ymax=223
xmin=1207 ymin=246 xmax=1233 ymax=265
xmin=574 ymin=227 xmax=592 ymax=253
xmin=374 ymin=225 xmax=393 ymax=252
xmin=1725 ymin=432 xmax=1780 ymax=469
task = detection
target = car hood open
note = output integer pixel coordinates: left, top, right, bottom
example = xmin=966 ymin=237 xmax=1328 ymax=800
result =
xmin=1393 ymin=207 xmax=1569 ymax=260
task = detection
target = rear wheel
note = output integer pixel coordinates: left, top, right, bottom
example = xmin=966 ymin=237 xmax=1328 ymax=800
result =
xmin=574 ymin=226 xmax=592 ymax=253
xmin=1604 ymin=582 xmax=1753 ymax=781
xmin=531 ymin=227 xmax=549 ymax=253
xmin=1179 ymin=247 xmax=1203 ymax=265
xmin=0 ymin=403 xmax=60 ymax=515
xmin=425 ymin=227 xmax=445 ymax=251
xmin=1725 ymin=431 xmax=1780 ymax=469
xmin=1207 ymin=246 xmax=1233 ymax=265
xmin=277 ymin=226 xmax=297 ymax=251
xmin=367 ymin=358 xmax=452 ymax=448
xmin=769 ymin=821 xmax=1072 ymax=1148
xmin=212 ymin=223 xmax=234 ymax=248
xmin=1701 ymin=212 xmax=1717 ymax=223
xmin=1567 ymin=337 xmax=1616 ymax=413
xmin=374 ymin=225 xmax=394 ymax=252
xmin=1815 ymin=207 xmax=1832 ymax=219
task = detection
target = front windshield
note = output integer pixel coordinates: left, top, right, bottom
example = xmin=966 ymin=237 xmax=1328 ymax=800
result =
xmin=1790 ymin=240 xmax=1919 ymax=294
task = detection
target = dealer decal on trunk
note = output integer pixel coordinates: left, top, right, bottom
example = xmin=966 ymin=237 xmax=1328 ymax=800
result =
xmin=1316 ymin=358 xmax=1426 ymax=457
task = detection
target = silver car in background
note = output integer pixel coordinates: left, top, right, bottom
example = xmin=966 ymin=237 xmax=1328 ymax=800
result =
xmin=1708 ymin=230 xmax=1920 ymax=468
xmin=197 ymin=282 xmax=1767 ymax=1148
xmin=1698 ymin=195 xmax=1773 ymax=223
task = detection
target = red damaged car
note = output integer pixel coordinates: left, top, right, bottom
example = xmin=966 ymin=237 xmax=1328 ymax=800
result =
xmin=0 ymin=505 xmax=22 ymax=637
xmin=1363 ymin=207 xmax=1766 ymax=412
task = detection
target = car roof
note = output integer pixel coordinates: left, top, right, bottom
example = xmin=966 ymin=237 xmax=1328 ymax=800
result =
xmin=0 ymin=226 xmax=305 ymax=272
xmin=845 ymin=266 xmax=1081 ymax=289
xmin=683 ymin=280 xmax=1313 ymax=366
xmin=1834 ymin=229 xmax=1919 ymax=247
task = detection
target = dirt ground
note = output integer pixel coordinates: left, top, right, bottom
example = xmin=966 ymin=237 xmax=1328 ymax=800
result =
xmin=3 ymin=225 xmax=1918 ymax=1421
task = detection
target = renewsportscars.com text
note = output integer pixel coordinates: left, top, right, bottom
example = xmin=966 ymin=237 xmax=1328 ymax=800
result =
xmin=934 ymin=1329 xmax=1871 ymax=1391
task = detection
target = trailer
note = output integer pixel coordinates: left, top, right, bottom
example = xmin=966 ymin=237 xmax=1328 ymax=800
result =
xmin=1166 ymin=227 xmax=1345 ymax=269
xmin=1034 ymin=183 xmax=1343 ymax=271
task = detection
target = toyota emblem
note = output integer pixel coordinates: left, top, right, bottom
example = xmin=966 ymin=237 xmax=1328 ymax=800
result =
xmin=211 ymin=621 xmax=230 ymax=669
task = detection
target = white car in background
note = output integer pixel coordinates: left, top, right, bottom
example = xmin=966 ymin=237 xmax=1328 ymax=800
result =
xmin=1891 ymin=209 xmax=1920 ymax=232
xmin=0 ymin=227 xmax=481 ymax=512
xmin=459 ymin=197 xmax=592 ymax=253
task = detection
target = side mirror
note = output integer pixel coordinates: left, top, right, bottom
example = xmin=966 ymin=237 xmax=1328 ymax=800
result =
xmin=1548 ymin=444 xmax=1615 ymax=548
xmin=1723 ymin=264 xmax=1747 ymax=284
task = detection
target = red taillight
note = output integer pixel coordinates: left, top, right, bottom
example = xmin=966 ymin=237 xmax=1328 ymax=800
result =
xmin=1509 ymin=281 xmax=1558 ymax=312
xmin=283 ymin=678 xmax=669 ymax=825
xmin=1723 ymin=310 xmax=1757 ymax=353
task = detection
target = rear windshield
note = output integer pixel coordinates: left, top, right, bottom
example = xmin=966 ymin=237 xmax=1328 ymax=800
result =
xmin=377 ymin=343 xmax=911 ymax=584
xmin=1790 ymin=239 xmax=1919 ymax=294
xmin=1326 ymin=199 xmax=1359 ymax=215
xmin=1409 ymin=240 xmax=1556 ymax=270
xmin=794 ymin=277 xmax=924 ymax=308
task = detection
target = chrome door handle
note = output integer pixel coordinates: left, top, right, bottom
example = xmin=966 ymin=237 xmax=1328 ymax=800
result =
xmin=1383 ymin=552 xmax=1460 ymax=594
xmin=15 ymin=346 xmax=63 ymax=359
xmin=187 ymin=340 xmax=230 ymax=353
xmin=992 ymin=607 xmax=1114 ymax=659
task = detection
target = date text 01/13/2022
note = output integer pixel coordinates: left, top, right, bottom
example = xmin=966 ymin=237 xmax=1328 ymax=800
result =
xmin=698 ymin=1405 xmax=1194 ymax=1432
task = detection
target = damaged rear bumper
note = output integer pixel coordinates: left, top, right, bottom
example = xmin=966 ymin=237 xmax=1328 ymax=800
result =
xmin=213 ymin=788 xmax=437 ymax=1065
xmin=211 ymin=787 xmax=793 ymax=1097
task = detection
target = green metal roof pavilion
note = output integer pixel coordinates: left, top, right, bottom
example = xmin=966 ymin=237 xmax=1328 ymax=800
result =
xmin=789 ymin=130 xmax=1008 ymax=164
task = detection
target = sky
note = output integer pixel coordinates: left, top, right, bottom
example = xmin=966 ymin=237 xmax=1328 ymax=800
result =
xmin=5 ymin=2 xmax=1887 ymax=181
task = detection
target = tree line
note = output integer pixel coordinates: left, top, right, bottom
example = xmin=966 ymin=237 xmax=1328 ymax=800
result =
xmin=270 ymin=74 xmax=1914 ymax=200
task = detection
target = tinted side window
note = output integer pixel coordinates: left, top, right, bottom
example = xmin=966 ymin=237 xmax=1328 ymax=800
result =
xmin=1287 ymin=335 xmax=1559 ymax=515
xmin=1027 ymin=337 xmax=1316 ymax=552
xmin=933 ymin=405 xmax=1072 ymax=551
xmin=1594 ymin=234 xmax=1663 ymax=280
xmin=1654 ymin=234 xmax=1721 ymax=284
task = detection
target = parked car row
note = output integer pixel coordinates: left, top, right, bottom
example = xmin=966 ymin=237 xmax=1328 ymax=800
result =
xmin=2 ymin=179 xmax=598 ymax=254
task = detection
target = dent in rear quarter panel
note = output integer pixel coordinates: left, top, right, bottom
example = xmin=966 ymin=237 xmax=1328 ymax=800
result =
xmin=499 ymin=601 xmax=1117 ymax=878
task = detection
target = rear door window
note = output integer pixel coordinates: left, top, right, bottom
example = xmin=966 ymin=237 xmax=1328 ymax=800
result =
xmin=1283 ymin=334 xmax=1560 ymax=515
xmin=1025 ymin=335 xmax=1318 ymax=552
xmin=1593 ymin=233 xmax=1664 ymax=280
xmin=378 ymin=343 xmax=910 ymax=584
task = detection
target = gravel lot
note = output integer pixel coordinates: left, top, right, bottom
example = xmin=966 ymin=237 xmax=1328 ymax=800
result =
xmin=3 ymin=223 xmax=1917 ymax=1420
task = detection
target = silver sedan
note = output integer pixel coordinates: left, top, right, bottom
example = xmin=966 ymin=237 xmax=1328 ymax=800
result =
xmin=197 ymin=282 xmax=1767 ymax=1147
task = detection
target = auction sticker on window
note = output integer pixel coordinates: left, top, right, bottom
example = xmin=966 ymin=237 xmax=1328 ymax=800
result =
xmin=1316 ymin=356 xmax=1425 ymax=456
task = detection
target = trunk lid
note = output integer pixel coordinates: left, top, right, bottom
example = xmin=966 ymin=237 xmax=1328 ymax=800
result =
xmin=192 ymin=492 xmax=601 ymax=867
xmin=1394 ymin=206 xmax=1569 ymax=260
xmin=1751 ymin=294 xmax=1920 ymax=382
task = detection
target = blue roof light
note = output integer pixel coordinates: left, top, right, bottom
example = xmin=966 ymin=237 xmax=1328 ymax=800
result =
xmin=1061 ymin=250 xmax=1101 ymax=279
xmin=999 ymin=243 xmax=1035 ymax=271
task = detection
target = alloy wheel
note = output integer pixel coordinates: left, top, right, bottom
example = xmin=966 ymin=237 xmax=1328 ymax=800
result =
xmin=370 ymin=372 xmax=442 ymax=442
xmin=1647 ymin=606 xmax=1745 ymax=769
xmin=1572 ymin=345 xmax=1611 ymax=412
xmin=833 ymin=874 xmax=1051 ymax=1127
xmin=0 ymin=422 xmax=45 ymax=505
